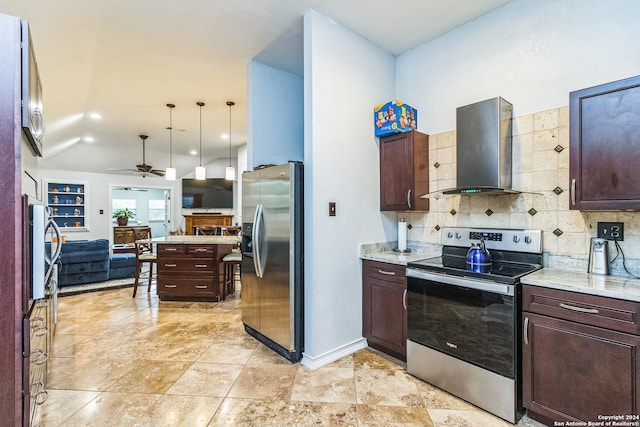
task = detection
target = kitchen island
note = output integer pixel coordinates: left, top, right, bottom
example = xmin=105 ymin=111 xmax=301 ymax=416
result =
xmin=140 ymin=235 xmax=240 ymax=302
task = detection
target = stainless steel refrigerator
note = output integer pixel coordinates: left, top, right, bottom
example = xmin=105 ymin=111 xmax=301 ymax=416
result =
xmin=241 ymin=162 xmax=304 ymax=362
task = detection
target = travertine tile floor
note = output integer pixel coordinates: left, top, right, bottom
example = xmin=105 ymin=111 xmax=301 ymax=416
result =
xmin=43 ymin=284 xmax=546 ymax=426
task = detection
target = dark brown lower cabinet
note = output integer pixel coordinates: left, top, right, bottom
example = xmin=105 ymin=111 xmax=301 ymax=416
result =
xmin=362 ymin=260 xmax=407 ymax=361
xmin=523 ymin=285 xmax=640 ymax=425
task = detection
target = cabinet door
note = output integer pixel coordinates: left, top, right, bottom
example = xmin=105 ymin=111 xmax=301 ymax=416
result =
xmin=379 ymin=131 xmax=429 ymax=211
xmin=523 ymin=312 xmax=640 ymax=422
xmin=369 ymin=278 xmax=406 ymax=355
xmin=570 ymin=75 xmax=640 ymax=210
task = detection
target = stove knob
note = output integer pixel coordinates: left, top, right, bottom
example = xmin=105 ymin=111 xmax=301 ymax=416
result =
xmin=513 ymin=235 xmax=521 ymax=243
xmin=524 ymin=236 xmax=532 ymax=244
xmin=455 ymin=232 xmax=462 ymax=239
xmin=447 ymin=232 xmax=453 ymax=239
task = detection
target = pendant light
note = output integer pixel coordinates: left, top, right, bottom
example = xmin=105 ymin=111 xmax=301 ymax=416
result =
xmin=195 ymin=101 xmax=206 ymax=180
xmin=225 ymin=101 xmax=235 ymax=180
xmin=165 ymin=103 xmax=176 ymax=181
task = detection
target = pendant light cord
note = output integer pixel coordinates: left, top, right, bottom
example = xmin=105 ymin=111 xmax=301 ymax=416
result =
xmin=167 ymin=103 xmax=175 ymax=167
xmin=226 ymin=101 xmax=235 ymax=167
xmin=197 ymin=101 xmax=205 ymax=166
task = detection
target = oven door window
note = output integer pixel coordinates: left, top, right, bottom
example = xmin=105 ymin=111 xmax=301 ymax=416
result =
xmin=407 ymin=277 xmax=516 ymax=378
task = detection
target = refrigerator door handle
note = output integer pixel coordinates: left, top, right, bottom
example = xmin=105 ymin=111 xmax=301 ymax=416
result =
xmin=253 ymin=204 xmax=264 ymax=278
xmin=44 ymin=219 xmax=62 ymax=283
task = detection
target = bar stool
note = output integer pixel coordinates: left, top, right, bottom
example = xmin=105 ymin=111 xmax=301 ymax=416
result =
xmin=222 ymin=251 xmax=241 ymax=297
xmin=132 ymin=227 xmax=155 ymax=297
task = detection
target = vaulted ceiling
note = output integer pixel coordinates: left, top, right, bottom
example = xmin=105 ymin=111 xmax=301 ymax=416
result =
xmin=1 ymin=0 xmax=511 ymax=178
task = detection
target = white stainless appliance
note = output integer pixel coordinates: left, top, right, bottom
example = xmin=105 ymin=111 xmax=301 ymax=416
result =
xmin=241 ymin=162 xmax=304 ymax=362
xmin=406 ymin=227 xmax=542 ymax=423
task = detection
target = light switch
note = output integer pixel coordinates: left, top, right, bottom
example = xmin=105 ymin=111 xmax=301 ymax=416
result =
xmin=329 ymin=202 xmax=336 ymax=216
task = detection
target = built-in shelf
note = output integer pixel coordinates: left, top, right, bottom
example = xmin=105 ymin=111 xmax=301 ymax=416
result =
xmin=45 ymin=180 xmax=88 ymax=231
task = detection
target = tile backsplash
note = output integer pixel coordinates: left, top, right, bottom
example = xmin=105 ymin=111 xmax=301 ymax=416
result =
xmin=401 ymin=106 xmax=640 ymax=277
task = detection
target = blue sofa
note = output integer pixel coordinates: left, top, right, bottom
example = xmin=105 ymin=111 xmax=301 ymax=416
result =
xmin=50 ymin=239 xmax=136 ymax=287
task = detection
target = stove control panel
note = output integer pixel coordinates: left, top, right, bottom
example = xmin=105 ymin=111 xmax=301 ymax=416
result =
xmin=441 ymin=227 xmax=542 ymax=253
xmin=469 ymin=231 xmax=502 ymax=242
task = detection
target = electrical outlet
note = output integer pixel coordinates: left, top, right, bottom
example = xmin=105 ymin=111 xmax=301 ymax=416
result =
xmin=597 ymin=222 xmax=624 ymax=241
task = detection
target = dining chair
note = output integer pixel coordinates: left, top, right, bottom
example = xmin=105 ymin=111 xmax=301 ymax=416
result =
xmin=195 ymin=225 xmax=219 ymax=235
xmin=221 ymin=226 xmax=241 ymax=236
xmin=132 ymin=226 xmax=156 ymax=297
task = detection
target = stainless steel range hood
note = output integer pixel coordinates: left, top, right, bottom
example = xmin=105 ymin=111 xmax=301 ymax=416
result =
xmin=424 ymin=97 xmax=517 ymax=198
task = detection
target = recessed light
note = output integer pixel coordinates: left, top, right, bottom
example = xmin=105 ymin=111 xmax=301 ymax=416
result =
xmin=221 ymin=133 xmax=229 ymax=139
xmin=190 ymin=150 xmax=198 ymax=155
xmin=89 ymin=112 xmax=102 ymax=119
xmin=84 ymin=136 xmax=95 ymax=142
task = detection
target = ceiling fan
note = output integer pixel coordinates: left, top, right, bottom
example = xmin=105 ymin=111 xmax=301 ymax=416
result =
xmin=112 ymin=135 xmax=165 ymax=177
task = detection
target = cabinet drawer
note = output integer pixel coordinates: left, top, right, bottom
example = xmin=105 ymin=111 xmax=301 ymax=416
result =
xmin=523 ymin=285 xmax=640 ymax=334
xmin=157 ymin=244 xmax=185 ymax=255
xmin=158 ymin=258 xmax=215 ymax=272
xmin=187 ymin=245 xmax=215 ymax=256
xmin=363 ymin=260 xmax=406 ymax=285
xmin=158 ymin=277 xmax=215 ymax=295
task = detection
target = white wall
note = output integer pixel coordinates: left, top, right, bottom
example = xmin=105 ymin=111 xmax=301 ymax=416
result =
xmin=302 ymin=10 xmax=396 ymax=365
xmin=247 ymin=60 xmax=304 ymax=168
xmin=397 ymin=0 xmax=640 ymax=134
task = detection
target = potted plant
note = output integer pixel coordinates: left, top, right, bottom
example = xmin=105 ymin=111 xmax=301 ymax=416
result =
xmin=113 ymin=208 xmax=134 ymax=226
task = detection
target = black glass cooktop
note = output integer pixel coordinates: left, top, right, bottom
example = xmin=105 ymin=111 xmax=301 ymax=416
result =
xmin=408 ymin=244 xmax=543 ymax=285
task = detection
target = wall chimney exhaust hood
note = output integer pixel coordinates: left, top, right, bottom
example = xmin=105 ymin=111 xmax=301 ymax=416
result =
xmin=423 ymin=97 xmax=518 ymax=198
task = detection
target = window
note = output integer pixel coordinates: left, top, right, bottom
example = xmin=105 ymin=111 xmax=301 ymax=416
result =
xmin=148 ymin=199 xmax=165 ymax=222
xmin=112 ymin=199 xmax=136 ymax=221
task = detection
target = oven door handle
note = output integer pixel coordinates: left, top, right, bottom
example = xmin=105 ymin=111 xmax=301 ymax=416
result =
xmin=406 ymin=269 xmax=515 ymax=296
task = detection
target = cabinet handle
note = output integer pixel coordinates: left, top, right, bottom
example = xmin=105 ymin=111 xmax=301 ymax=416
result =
xmin=559 ymin=302 xmax=599 ymax=314
xmin=571 ymin=179 xmax=576 ymax=206
xmin=164 ymin=263 xmax=177 ymax=268
xmin=31 ymin=349 xmax=48 ymax=364
xmin=407 ymin=189 xmax=412 ymax=209
xmin=32 ymin=326 xmax=48 ymax=337
xmin=164 ymin=248 xmax=178 ymax=252
xmin=524 ymin=316 xmax=529 ymax=346
xmin=195 ymin=264 xmax=209 ymax=268
xmin=377 ymin=269 xmax=396 ymax=276
xmin=402 ymin=288 xmax=407 ymax=310
xmin=164 ymin=284 xmax=177 ymax=288
xmin=33 ymin=389 xmax=48 ymax=405
xmin=194 ymin=248 xmax=209 ymax=252
xmin=195 ymin=285 xmax=208 ymax=289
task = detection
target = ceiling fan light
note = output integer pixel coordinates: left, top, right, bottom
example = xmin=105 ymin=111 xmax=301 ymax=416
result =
xmin=165 ymin=167 xmax=176 ymax=181
xmin=195 ymin=166 xmax=206 ymax=180
xmin=225 ymin=166 xmax=235 ymax=181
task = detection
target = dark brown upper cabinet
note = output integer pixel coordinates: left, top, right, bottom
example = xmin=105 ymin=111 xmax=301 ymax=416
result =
xmin=379 ymin=130 xmax=429 ymax=211
xmin=570 ymin=75 xmax=640 ymax=210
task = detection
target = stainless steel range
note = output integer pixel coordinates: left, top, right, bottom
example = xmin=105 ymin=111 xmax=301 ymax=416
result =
xmin=406 ymin=227 xmax=543 ymax=423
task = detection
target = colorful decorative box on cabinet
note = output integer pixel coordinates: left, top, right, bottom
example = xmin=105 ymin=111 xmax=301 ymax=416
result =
xmin=374 ymin=100 xmax=417 ymax=137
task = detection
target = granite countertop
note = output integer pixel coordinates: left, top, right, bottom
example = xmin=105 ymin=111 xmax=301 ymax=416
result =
xmin=360 ymin=250 xmax=438 ymax=266
xmin=522 ymin=268 xmax=640 ymax=302
xmin=137 ymin=235 xmax=241 ymax=245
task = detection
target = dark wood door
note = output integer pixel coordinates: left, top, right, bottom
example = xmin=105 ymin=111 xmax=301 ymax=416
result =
xmin=569 ymin=75 xmax=640 ymax=210
xmin=379 ymin=131 xmax=429 ymax=211
xmin=523 ymin=312 xmax=640 ymax=422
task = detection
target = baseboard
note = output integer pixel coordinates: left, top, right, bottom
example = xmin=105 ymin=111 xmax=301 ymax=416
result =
xmin=300 ymin=338 xmax=368 ymax=370
xmin=58 ymin=278 xmax=135 ymax=296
